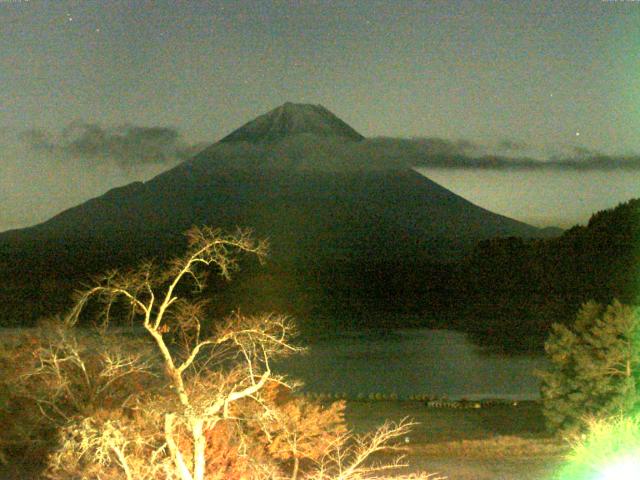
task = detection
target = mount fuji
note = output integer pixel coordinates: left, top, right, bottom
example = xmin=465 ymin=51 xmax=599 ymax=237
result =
xmin=0 ymin=103 xmax=554 ymax=323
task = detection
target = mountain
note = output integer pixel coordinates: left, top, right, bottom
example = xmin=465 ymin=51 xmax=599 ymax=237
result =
xmin=0 ymin=103 xmax=557 ymax=325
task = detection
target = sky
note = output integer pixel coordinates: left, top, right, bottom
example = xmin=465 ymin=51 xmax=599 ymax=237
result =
xmin=1 ymin=0 xmax=639 ymax=231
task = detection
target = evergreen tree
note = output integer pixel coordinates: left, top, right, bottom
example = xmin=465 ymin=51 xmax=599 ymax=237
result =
xmin=538 ymin=300 xmax=640 ymax=433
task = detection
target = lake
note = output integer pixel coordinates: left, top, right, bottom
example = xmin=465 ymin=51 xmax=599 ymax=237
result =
xmin=275 ymin=328 xmax=548 ymax=400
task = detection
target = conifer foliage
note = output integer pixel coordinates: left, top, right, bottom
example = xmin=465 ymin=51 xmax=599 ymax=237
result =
xmin=538 ymin=300 xmax=640 ymax=433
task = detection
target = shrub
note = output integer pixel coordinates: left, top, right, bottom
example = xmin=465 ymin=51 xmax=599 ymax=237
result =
xmin=0 ymin=331 xmax=54 ymax=467
xmin=0 ymin=324 xmax=160 ymax=476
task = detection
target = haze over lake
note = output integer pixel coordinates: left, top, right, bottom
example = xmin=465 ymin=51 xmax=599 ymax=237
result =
xmin=276 ymin=328 xmax=548 ymax=401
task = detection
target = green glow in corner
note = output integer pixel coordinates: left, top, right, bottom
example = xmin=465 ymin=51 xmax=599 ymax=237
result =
xmin=556 ymin=415 xmax=640 ymax=480
xmin=598 ymin=456 xmax=640 ymax=480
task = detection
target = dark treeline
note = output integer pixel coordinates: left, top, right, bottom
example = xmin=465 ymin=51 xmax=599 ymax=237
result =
xmin=459 ymin=198 xmax=640 ymax=351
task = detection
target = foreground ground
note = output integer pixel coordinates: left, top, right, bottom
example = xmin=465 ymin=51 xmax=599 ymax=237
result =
xmin=1 ymin=399 xmax=567 ymax=479
xmin=345 ymin=400 xmax=568 ymax=480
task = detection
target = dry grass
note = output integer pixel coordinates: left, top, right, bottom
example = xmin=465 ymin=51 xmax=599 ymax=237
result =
xmin=410 ymin=435 xmax=566 ymax=459
xmin=345 ymin=400 xmax=568 ymax=479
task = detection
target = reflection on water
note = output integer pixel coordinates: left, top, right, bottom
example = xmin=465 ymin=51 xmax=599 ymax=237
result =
xmin=275 ymin=329 xmax=548 ymax=400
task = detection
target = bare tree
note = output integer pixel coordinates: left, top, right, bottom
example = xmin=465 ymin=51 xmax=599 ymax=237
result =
xmin=61 ymin=227 xmax=296 ymax=479
xmin=30 ymin=226 xmax=444 ymax=479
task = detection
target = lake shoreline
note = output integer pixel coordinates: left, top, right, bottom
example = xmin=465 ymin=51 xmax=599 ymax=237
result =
xmin=276 ymin=327 xmax=548 ymax=401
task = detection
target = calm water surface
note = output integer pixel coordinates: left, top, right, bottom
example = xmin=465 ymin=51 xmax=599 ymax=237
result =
xmin=275 ymin=329 xmax=548 ymax=400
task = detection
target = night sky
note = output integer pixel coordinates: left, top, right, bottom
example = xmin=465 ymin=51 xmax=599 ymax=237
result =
xmin=1 ymin=0 xmax=639 ymax=231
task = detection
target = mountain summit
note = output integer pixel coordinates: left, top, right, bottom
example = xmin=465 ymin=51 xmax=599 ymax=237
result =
xmin=218 ymin=102 xmax=365 ymax=143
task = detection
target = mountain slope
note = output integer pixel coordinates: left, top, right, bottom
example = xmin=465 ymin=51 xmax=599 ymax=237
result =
xmin=0 ymin=168 xmax=543 ymax=262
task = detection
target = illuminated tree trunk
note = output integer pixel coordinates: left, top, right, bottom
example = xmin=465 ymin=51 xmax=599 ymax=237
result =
xmin=192 ymin=419 xmax=206 ymax=480
xmin=165 ymin=414 xmax=194 ymax=480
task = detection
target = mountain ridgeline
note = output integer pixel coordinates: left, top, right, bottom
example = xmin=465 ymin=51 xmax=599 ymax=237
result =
xmin=2 ymin=102 xmax=634 ymax=351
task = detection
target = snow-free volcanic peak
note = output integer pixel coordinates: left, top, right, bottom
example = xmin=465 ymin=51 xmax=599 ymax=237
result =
xmin=218 ymin=102 xmax=365 ymax=143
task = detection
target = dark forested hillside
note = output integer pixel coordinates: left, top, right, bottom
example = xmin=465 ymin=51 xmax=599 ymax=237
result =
xmin=460 ymin=198 xmax=640 ymax=351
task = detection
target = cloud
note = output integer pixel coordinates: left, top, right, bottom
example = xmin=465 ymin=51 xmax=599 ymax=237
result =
xmin=3 ymin=126 xmax=639 ymax=232
xmin=541 ymin=154 xmax=640 ymax=171
xmin=18 ymin=123 xmax=640 ymax=172
xmin=190 ymin=135 xmax=640 ymax=172
xmin=2 ymin=124 xmax=205 ymax=232
xmin=20 ymin=122 xmax=207 ymax=169
xmin=5 ymin=122 xmax=208 ymax=231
